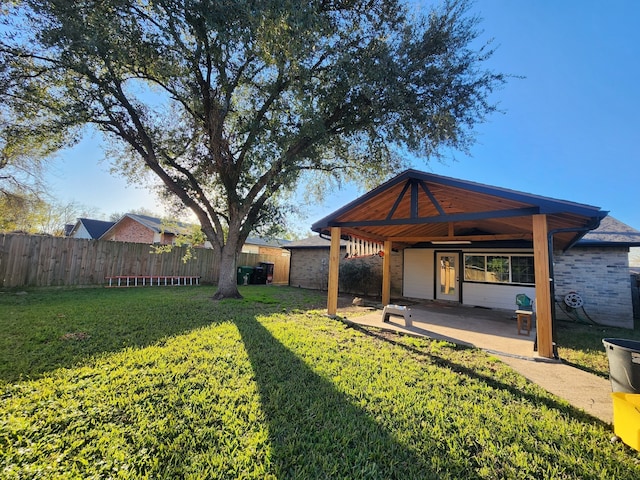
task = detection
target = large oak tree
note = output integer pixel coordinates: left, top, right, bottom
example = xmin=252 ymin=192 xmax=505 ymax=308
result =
xmin=1 ymin=0 xmax=504 ymax=298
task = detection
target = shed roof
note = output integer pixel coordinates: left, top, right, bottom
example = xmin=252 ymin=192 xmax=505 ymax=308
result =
xmin=311 ymin=169 xmax=608 ymax=251
xmin=245 ymin=237 xmax=292 ymax=248
xmin=285 ymin=236 xmax=347 ymax=249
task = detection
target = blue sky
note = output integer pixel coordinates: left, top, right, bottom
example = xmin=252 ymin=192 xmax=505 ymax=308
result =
xmin=46 ymin=0 xmax=639 ymax=232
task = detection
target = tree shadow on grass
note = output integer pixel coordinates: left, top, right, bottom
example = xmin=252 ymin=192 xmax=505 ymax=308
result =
xmin=0 ymin=286 xmax=314 ymax=383
xmin=351 ymin=324 xmax=609 ymax=427
xmin=234 ymin=315 xmax=446 ymax=479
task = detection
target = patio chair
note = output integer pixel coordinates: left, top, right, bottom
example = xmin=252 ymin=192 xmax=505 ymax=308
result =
xmin=515 ymin=294 xmax=534 ymax=336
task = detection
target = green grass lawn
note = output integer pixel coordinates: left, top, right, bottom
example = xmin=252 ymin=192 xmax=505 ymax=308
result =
xmin=1 ymin=286 xmax=639 ymax=479
xmin=556 ymin=319 xmax=640 ymax=378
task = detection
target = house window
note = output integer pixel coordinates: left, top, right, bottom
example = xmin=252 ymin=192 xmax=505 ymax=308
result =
xmin=464 ymin=254 xmax=535 ymax=285
xmin=464 ymin=255 xmax=486 ymax=282
xmin=511 ymin=256 xmax=535 ymax=284
xmin=487 ymin=256 xmax=510 ymax=283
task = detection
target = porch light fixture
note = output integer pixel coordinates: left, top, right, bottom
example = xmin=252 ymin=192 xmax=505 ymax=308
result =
xmin=431 ymin=240 xmax=472 ymax=245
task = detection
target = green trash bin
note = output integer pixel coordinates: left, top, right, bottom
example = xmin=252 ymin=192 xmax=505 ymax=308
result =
xmin=237 ymin=266 xmax=254 ymax=285
xmin=602 ymin=338 xmax=640 ymax=393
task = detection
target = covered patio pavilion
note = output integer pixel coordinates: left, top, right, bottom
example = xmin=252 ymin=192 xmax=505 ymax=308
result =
xmin=311 ymin=169 xmax=608 ymax=359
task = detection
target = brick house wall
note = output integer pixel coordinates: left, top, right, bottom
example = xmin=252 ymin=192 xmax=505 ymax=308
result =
xmin=288 ymin=246 xmax=403 ymax=297
xmin=105 ymin=217 xmax=174 ymax=245
xmin=288 ymin=247 xmax=334 ymax=291
xmin=553 ymin=246 xmax=633 ymax=328
xmin=289 ymin=239 xmax=636 ymax=326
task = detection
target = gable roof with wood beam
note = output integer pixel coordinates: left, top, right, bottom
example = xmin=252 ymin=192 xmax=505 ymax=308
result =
xmin=311 ymin=169 xmax=608 ymax=251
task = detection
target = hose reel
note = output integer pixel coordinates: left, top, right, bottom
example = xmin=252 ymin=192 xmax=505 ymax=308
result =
xmin=560 ymin=291 xmax=598 ymax=324
xmin=564 ymin=292 xmax=584 ymax=309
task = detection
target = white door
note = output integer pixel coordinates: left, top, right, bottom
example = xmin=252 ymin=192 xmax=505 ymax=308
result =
xmin=436 ymin=252 xmax=460 ymax=302
xmin=403 ymin=249 xmax=435 ymax=299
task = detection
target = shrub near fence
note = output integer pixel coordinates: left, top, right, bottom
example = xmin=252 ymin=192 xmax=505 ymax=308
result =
xmin=0 ymin=234 xmax=290 ymax=288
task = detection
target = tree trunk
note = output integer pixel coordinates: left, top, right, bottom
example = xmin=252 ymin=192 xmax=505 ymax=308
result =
xmin=212 ymin=244 xmax=242 ymax=299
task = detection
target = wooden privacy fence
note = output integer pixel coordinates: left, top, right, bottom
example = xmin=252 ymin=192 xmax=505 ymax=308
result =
xmin=0 ymin=234 xmax=290 ymax=288
xmin=237 ymin=252 xmax=290 ymax=285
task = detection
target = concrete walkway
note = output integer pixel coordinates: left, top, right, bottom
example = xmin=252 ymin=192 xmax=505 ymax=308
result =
xmin=340 ymin=301 xmax=613 ymax=424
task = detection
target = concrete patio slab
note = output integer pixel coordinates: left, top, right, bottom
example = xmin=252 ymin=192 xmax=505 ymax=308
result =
xmin=339 ymin=301 xmax=613 ymax=424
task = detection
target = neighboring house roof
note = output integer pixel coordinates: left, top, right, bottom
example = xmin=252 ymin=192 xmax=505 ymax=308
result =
xmin=245 ymin=236 xmax=292 ymax=248
xmin=97 ymin=214 xmax=290 ymax=248
xmin=576 ymin=216 xmax=640 ymax=247
xmin=99 ymin=213 xmax=194 ymax=240
xmin=285 ymin=236 xmax=347 ymax=249
xmin=124 ymin=214 xmax=193 ymax=235
xmin=69 ymin=218 xmax=116 ymax=239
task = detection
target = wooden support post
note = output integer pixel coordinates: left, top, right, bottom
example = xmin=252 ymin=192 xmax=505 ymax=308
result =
xmin=533 ymin=214 xmax=554 ymax=358
xmin=327 ymin=227 xmax=341 ymax=316
xmin=382 ymin=240 xmax=392 ymax=307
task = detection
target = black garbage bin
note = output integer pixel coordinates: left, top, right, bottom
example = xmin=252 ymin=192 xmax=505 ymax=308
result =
xmin=259 ymin=262 xmax=275 ymax=284
xmin=252 ymin=266 xmax=266 ymax=284
xmin=602 ymin=338 xmax=640 ymax=393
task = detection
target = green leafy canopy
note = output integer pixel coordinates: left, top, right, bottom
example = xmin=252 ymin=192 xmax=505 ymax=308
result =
xmin=1 ymin=0 xmax=505 ymax=297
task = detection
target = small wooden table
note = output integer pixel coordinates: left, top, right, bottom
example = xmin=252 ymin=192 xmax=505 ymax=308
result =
xmin=515 ymin=310 xmax=533 ymax=335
